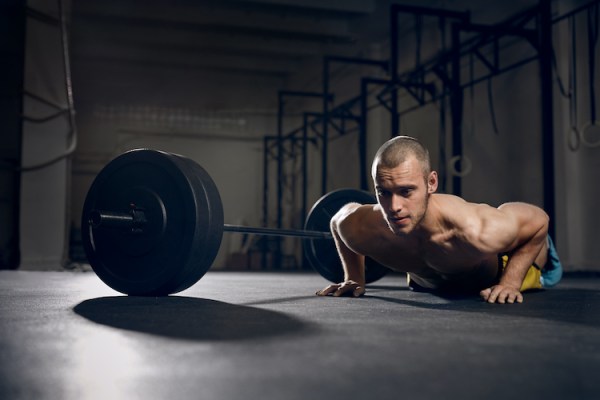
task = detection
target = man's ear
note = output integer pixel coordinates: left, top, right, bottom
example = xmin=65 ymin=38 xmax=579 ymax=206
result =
xmin=428 ymin=171 xmax=438 ymax=194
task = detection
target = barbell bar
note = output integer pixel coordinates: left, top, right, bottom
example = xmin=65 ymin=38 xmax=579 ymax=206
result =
xmin=89 ymin=209 xmax=334 ymax=239
xmin=81 ymin=149 xmax=389 ymax=296
xmin=224 ymin=224 xmax=333 ymax=239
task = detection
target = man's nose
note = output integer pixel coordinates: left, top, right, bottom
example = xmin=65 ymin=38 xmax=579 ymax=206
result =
xmin=389 ymin=195 xmax=404 ymax=214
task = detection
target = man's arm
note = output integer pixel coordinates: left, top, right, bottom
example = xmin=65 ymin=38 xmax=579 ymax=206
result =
xmin=316 ymin=203 xmax=366 ymax=297
xmin=478 ymin=202 xmax=549 ymax=304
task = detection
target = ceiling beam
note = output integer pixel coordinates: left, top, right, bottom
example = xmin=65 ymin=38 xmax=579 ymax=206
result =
xmin=74 ymin=1 xmax=357 ymax=43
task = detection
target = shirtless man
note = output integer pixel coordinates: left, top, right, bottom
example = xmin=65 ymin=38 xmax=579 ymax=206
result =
xmin=316 ymin=136 xmax=562 ymax=304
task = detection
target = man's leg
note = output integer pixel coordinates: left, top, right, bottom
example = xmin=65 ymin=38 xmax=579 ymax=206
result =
xmin=540 ymin=236 xmax=563 ymax=288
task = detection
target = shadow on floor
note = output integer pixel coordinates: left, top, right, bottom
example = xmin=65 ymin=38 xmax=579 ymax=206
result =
xmin=368 ymin=287 xmax=600 ymax=328
xmin=74 ymin=296 xmax=314 ymax=341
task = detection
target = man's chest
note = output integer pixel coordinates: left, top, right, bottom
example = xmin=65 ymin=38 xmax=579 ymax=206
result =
xmin=419 ymin=234 xmax=492 ymax=274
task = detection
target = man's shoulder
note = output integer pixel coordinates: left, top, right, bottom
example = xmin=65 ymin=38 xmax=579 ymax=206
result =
xmin=432 ymin=193 xmax=496 ymax=213
xmin=431 ymin=193 xmax=470 ymax=209
xmin=334 ymin=203 xmax=386 ymax=248
xmin=333 ymin=202 xmax=378 ymax=226
xmin=433 ymin=194 xmax=515 ymax=253
xmin=431 ymin=193 xmax=503 ymax=234
xmin=343 ymin=203 xmax=380 ymax=222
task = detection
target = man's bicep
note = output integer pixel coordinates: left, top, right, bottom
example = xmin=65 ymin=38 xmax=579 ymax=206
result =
xmin=492 ymin=203 xmax=549 ymax=251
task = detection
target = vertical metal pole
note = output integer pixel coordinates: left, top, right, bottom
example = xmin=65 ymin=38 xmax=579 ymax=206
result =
xmin=390 ymin=5 xmax=399 ymax=83
xmin=275 ymin=93 xmax=284 ymax=268
xmin=262 ymin=137 xmax=269 ymax=228
xmin=302 ymin=114 xmax=308 ymax=224
xmin=261 ymin=137 xmax=269 ymax=269
xmin=2 ymin=0 xmax=26 ymax=269
xmin=390 ymin=6 xmax=400 ymax=138
xmin=391 ymin=87 xmax=399 ymax=137
xmin=302 ymin=114 xmax=310 ymax=269
xmin=277 ymin=93 xmax=284 ymax=230
xmin=438 ymin=93 xmax=448 ymax=193
xmin=322 ymin=58 xmax=330 ymax=195
xmin=360 ymin=78 xmax=369 ymax=190
xmin=538 ymin=0 xmax=555 ymax=238
xmin=450 ymin=23 xmax=463 ymax=196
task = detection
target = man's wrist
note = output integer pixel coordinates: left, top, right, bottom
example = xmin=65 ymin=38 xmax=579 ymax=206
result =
xmin=344 ymin=274 xmax=365 ymax=285
xmin=497 ymin=278 xmax=522 ymax=290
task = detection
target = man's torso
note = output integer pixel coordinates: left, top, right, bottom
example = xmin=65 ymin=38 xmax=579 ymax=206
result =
xmin=342 ymin=194 xmax=501 ymax=289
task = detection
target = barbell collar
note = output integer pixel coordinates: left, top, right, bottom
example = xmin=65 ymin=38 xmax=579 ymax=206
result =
xmin=89 ymin=209 xmax=147 ymax=232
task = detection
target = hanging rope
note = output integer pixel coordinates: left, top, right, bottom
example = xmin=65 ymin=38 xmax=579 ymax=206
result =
xmin=438 ymin=16 xmax=448 ymax=191
xmin=415 ymin=14 xmax=423 ymax=70
xmin=552 ymin=47 xmax=570 ymax=99
xmin=567 ymin=15 xmax=580 ymax=151
xmin=582 ymin=2 xmax=600 ymax=148
xmin=487 ymin=77 xmax=500 ymax=135
xmin=8 ymin=0 xmax=79 ymax=172
xmin=587 ymin=3 xmax=598 ymax=124
xmin=469 ymin=52 xmax=475 ymax=139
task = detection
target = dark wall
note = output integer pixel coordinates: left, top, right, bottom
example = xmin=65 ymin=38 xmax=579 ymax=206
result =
xmin=0 ymin=0 xmax=25 ymax=269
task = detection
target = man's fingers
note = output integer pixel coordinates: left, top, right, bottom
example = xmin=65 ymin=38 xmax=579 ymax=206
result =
xmin=486 ymin=286 xmax=502 ymax=303
xmin=316 ymin=284 xmax=340 ymax=296
xmin=333 ymin=283 xmax=358 ymax=297
xmin=481 ymin=285 xmax=523 ymax=304
xmin=334 ymin=285 xmax=364 ymax=297
xmin=353 ymin=286 xmax=365 ymax=297
xmin=479 ymin=288 xmax=491 ymax=301
xmin=515 ymin=292 xmax=524 ymax=303
xmin=317 ymin=281 xmax=364 ymax=297
xmin=496 ymin=289 xmax=509 ymax=304
xmin=506 ymin=292 xmax=521 ymax=304
xmin=506 ymin=293 xmax=515 ymax=303
xmin=497 ymin=286 xmax=512 ymax=303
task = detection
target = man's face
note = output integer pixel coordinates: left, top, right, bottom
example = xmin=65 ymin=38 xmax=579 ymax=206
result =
xmin=374 ymin=157 xmax=437 ymax=236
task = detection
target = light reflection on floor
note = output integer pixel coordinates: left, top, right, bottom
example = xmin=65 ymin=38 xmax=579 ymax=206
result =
xmin=70 ymin=331 xmax=144 ymax=398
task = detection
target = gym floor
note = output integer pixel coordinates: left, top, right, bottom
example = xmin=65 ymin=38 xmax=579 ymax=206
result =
xmin=1 ymin=270 xmax=599 ymax=400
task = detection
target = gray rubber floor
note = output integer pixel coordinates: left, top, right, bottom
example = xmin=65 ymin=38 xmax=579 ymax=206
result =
xmin=0 ymin=270 xmax=599 ymax=400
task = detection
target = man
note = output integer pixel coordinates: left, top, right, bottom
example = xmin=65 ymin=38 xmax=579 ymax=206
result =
xmin=316 ymin=136 xmax=562 ymax=304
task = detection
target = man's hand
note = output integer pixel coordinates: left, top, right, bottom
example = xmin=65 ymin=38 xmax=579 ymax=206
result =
xmin=316 ymin=280 xmax=365 ymax=297
xmin=480 ymin=284 xmax=523 ymax=304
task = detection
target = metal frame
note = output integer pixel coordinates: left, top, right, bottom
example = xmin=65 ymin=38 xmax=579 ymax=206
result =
xmin=321 ymin=56 xmax=388 ymax=194
xmin=263 ymin=0 xmax=600 ymax=266
xmin=276 ymin=91 xmax=329 ymax=230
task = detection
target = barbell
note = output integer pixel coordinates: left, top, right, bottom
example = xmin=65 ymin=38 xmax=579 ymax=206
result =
xmin=82 ymin=149 xmax=389 ymax=296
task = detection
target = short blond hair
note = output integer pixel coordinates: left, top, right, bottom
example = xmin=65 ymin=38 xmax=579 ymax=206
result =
xmin=371 ymin=136 xmax=431 ymax=179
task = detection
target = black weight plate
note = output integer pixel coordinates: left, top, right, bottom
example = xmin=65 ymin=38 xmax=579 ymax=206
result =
xmin=303 ymin=189 xmax=389 ymax=284
xmin=169 ymin=154 xmax=224 ymax=293
xmin=81 ymin=149 xmax=223 ymax=296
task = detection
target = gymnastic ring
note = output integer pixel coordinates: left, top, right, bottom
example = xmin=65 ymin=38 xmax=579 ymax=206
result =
xmin=567 ymin=127 xmax=580 ymax=152
xmin=581 ymin=121 xmax=600 ymax=148
xmin=449 ymin=155 xmax=472 ymax=177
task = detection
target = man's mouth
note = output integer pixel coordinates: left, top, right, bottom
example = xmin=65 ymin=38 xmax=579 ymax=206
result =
xmin=389 ymin=215 xmax=409 ymax=225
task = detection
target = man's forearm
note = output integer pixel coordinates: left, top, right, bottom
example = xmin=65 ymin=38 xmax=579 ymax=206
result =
xmin=499 ymin=235 xmax=546 ymax=290
xmin=499 ymin=252 xmax=534 ymax=289
xmin=495 ymin=202 xmax=549 ymax=291
xmin=332 ymin=229 xmax=365 ymax=285
xmin=342 ymin=253 xmax=365 ymax=284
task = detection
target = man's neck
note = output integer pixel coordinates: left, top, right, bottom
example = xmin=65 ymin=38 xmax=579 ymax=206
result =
xmin=413 ymin=195 xmax=449 ymax=240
